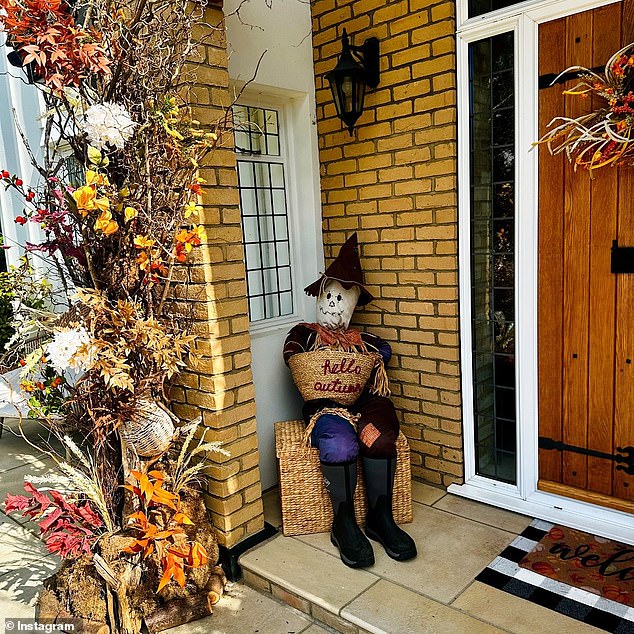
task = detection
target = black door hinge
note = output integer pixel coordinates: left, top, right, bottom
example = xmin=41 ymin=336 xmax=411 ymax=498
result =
xmin=539 ymin=437 xmax=634 ymax=475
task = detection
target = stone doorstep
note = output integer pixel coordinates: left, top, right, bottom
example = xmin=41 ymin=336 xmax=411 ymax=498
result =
xmin=241 ymin=568 xmax=367 ymax=634
xmin=243 ymin=486 xmax=534 ymax=634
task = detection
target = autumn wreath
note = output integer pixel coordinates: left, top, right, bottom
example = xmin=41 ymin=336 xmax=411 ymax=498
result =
xmin=537 ymin=43 xmax=634 ymax=171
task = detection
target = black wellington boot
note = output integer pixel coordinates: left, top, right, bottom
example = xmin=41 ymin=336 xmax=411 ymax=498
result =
xmin=320 ymin=461 xmax=375 ymax=568
xmin=362 ymin=456 xmax=417 ymax=561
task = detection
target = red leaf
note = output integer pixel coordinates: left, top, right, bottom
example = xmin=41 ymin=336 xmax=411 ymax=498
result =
xmin=4 ymin=493 xmax=31 ymax=514
xmin=77 ymin=503 xmax=104 ymax=527
xmin=38 ymin=507 xmax=63 ymax=532
xmin=23 ymin=482 xmax=51 ymax=511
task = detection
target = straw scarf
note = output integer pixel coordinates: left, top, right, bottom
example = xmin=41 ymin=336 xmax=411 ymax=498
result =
xmin=301 ymin=322 xmax=366 ymax=352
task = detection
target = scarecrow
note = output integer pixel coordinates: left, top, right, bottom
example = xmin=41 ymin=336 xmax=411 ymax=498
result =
xmin=283 ymin=233 xmax=416 ymax=568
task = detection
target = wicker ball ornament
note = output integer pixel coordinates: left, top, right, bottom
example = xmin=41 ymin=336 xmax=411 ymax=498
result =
xmin=121 ymin=399 xmax=176 ymax=457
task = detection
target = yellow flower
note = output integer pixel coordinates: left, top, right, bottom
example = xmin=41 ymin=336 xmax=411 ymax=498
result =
xmin=119 ymin=186 xmax=131 ymax=198
xmin=72 ymin=185 xmax=97 ymax=217
xmin=192 ymin=224 xmax=207 ymax=241
xmin=94 ymin=196 xmax=110 ymax=213
xmin=124 ymin=206 xmax=138 ymax=222
xmin=85 ymin=170 xmax=109 ymax=187
xmin=94 ymin=210 xmax=118 ymax=236
xmin=184 ymin=201 xmax=202 ymax=218
xmin=72 ymin=182 xmax=109 ymax=217
xmin=87 ymin=146 xmax=102 ymax=166
xmin=134 ymin=235 xmax=155 ymax=249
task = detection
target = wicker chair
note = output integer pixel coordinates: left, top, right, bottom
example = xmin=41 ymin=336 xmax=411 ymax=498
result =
xmin=275 ymin=419 xmax=413 ymax=536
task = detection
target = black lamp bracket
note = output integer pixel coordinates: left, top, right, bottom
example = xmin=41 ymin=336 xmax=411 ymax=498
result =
xmin=346 ymin=32 xmax=380 ymax=89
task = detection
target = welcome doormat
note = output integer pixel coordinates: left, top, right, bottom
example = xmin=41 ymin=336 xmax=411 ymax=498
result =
xmin=475 ymin=520 xmax=634 ymax=633
xmin=519 ymin=523 xmax=634 ymax=607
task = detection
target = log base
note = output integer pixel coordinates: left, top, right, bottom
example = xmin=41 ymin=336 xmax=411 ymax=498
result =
xmin=144 ymin=591 xmax=215 ymax=633
xmin=37 ymin=589 xmax=110 ymax=634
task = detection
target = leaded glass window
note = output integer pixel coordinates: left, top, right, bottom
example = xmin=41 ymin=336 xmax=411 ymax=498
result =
xmin=233 ymin=105 xmax=293 ymax=322
xmin=469 ymin=0 xmax=524 ymax=18
xmin=469 ymin=32 xmax=516 ymax=484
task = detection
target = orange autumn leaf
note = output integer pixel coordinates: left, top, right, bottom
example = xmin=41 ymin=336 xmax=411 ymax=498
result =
xmin=157 ymin=564 xmax=177 ymax=592
xmin=0 ymin=0 xmax=110 ymax=91
xmin=173 ymin=564 xmax=186 ymax=587
xmin=122 ymin=471 xmax=207 ymax=592
xmin=173 ymin=512 xmax=194 ymax=525
xmin=126 ymin=510 xmax=149 ymax=528
xmin=151 ymin=484 xmax=179 ymax=510
xmin=136 ymin=250 xmax=150 ymax=270
xmin=188 ymin=541 xmax=208 ymax=567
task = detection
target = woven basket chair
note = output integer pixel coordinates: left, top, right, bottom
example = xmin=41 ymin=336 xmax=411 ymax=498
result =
xmin=275 ymin=419 xmax=413 ymax=536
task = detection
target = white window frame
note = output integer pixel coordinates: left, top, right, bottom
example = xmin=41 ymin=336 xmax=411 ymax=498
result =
xmin=234 ymin=95 xmax=302 ymax=333
xmin=452 ymin=0 xmax=634 ymax=542
xmin=0 ymin=39 xmax=47 ymax=269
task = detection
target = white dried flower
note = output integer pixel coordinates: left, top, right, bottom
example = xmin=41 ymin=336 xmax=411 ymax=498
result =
xmin=46 ymin=327 xmax=92 ymax=372
xmin=81 ymin=103 xmax=136 ymax=151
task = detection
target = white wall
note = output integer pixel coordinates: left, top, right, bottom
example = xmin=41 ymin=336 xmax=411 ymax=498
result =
xmin=225 ymin=0 xmax=325 ymax=490
xmin=225 ymin=0 xmax=316 ymax=95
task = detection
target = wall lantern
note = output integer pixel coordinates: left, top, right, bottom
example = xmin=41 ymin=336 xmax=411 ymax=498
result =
xmin=325 ymin=28 xmax=380 ymax=136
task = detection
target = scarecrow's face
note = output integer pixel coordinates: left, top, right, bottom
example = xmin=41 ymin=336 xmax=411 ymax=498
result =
xmin=316 ymin=279 xmax=360 ymax=330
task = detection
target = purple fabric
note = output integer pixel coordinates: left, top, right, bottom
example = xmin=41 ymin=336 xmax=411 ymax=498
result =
xmin=376 ymin=339 xmax=392 ymax=364
xmin=311 ymin=413 xmax=359 ymax=464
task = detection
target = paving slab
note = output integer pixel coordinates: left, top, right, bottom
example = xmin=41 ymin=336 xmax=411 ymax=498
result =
xmin=0 ymin=520 xmax=57 ymax=575
xmin=0 ymin=430 xmax=52 ymax=474
xmin=168 ymin=583 xmax=313 ymax=634
xmin=433 ymin=494 xmax=532 ymax=534
xmin=0 ymin=418 xmax=65 ymax=467
xmin=239 ymin=534 xmax=378 ymax=614
xmin=342 ymin=578 xmax=506 ymax=634
xmin=411 ymin=481 xmax=446 ymax=506
xmin=0 ymin=587 xmax=39 ymax=619
xmin=0 ymin=521 xmax=58 ymax=620
xmin=299 ymin=625 xmax=332 ymax=634
xmin=452 ymin=581 xmax=604 ymax=633
xmin=298 ymin=503 xmax=516 ymax=605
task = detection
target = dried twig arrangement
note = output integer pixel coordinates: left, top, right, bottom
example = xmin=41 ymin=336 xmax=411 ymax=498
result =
xmin=0 ymin=0 xmax=231 ymax=630
xmin=536 ymin=43 xmax=634 ymax=172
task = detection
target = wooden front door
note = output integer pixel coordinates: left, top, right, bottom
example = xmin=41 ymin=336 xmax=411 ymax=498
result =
xmin=538 ymin=1 xmax=634 ymax=513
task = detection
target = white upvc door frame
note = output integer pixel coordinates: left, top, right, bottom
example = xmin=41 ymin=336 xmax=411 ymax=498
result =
xmin=452 ymin=0 xmax=634 ymax=543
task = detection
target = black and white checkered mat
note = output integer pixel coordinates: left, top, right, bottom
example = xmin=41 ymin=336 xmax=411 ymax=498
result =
xmin=475 ymin=520 xmax=634 ymax=633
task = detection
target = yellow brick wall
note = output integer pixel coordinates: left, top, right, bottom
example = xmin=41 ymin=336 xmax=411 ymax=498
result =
xmin=311 ymin=0 xmax=462 ymax=487
xmin=170 ymin=3 xmax=264 ymax=547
